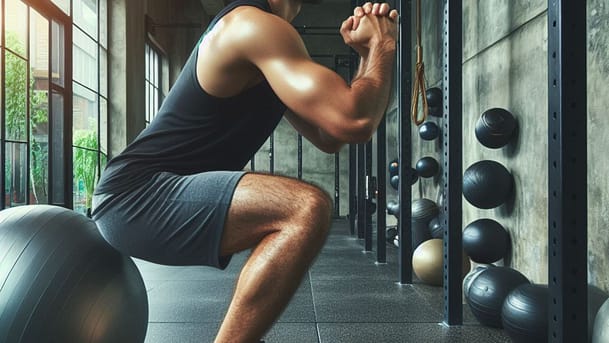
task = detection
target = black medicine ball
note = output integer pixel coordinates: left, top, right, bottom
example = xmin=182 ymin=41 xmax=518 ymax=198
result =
xmin=463 ymin=160 xmax=513 ymax=209
xmin=475 ymin=108 xmax=517 ymax=149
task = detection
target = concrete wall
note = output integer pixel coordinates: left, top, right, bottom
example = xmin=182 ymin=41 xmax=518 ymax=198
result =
xmin=108 ymin=0 xmax=207 ymax=156
xmin=401 ymin=0 xmax=609 ymax=290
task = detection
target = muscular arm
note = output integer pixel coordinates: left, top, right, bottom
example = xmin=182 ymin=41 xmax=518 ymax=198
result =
xmin=234 ymin=8 xmax=396 ymax=152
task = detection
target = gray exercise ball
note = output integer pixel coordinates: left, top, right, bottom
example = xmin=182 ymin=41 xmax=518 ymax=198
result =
xmin=594 ymin=298 xmax=609 ymax=343
xmin=0 ymin=205 xmax=149 ymax=343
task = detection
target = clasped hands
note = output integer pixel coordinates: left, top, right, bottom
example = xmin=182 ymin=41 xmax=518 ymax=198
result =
xmin=340 ymin=2 xmax=399 ymax=57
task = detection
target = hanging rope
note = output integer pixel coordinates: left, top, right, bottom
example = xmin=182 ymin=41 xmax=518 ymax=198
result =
xmin=410 ymin=0 xmax=428 ymax=126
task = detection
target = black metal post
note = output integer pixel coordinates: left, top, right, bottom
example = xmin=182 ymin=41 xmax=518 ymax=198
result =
xmin=548 ymin=1 xmax=588 ymax=342
xmin=364 ymin=141 xmax=373 ymax=251
xmin=250 ymin=158 xmax=255 ymax=172
xmin=297 ymin=134 xmax=303 ymax=179
xmin=441 ymin=0 xmax=463 ymax=326
xmin=269 ymin=132 xmax=274 ymax=174
xmin=349 ymin=144 xmax=357 ymax=235
xmin=376 ymin=116 xmax=387 ymax=263
xmin=334 ymin=152 xmax=340 ymax=217
xmin=397 ymin=0 xmax=413 ymax=284
xmin=357 ymin=143 xmax=366 ymax=239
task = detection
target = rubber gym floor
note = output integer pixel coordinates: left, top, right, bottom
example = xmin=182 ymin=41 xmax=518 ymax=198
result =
xmin=139 ymin=219 xmax=510 ymax=343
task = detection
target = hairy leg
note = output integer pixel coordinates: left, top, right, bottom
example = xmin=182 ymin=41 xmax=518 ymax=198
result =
xmin=214 ymin=173 xmax=332 ymax=343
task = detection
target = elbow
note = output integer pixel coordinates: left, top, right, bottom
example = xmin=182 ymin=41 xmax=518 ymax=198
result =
xmin=332 ymin=117 xmax=375 ymax=144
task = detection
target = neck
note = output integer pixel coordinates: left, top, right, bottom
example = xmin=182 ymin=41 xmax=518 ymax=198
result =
xmin=267 ymin=0 xmax=301 ymax=22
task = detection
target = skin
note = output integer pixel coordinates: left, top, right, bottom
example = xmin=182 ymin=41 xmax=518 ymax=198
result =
xmin=195 ymin=1 xmax=399 ymax=342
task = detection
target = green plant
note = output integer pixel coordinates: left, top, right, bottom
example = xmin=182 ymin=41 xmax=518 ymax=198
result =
xmin=5 ymin=32 xmax=49 ymax=204
xmin=73 ymin=129 xmax=98 ymax=209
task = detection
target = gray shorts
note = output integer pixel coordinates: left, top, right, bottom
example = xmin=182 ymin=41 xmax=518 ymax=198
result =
xmin=91 ymin=170 xmax=246 ymax=269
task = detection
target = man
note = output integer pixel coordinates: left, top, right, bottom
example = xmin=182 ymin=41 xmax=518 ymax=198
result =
xmin=92 ymin=1 xmax=398 ymax=342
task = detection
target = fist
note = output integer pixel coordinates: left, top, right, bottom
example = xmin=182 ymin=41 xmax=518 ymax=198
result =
xmin=340 ymin=2 xmax=398 ymax=57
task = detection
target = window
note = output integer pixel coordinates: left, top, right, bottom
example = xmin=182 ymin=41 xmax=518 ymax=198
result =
xmin=1 ymin=0 xmax=107 ymax=213
xmin=72 ymin=0 xmax=107 ymax=214
xmin=145 ymin=42 xmax=163 ymax=126
xmin=2 ymin=1 xmax=59 ymax=207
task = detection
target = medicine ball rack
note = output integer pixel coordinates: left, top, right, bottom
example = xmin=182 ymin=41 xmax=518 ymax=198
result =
xmin=348 ymin=1 xmax=590 ymax=340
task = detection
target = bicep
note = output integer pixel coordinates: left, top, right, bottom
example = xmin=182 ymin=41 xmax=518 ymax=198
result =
xmin=241 ymin=18 xmax=360 ymax=140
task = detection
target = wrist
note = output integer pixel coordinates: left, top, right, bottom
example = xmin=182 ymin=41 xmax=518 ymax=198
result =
xmin=370 ymin=38 xmax=397 ymax=55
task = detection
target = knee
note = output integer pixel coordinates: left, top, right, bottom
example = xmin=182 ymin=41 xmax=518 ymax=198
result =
xmin=296 ymin=185 xmax=333 ymax=233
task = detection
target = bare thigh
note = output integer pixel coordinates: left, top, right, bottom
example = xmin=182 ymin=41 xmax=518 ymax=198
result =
xmin=220 ymin=173 xmax=332 ymax=256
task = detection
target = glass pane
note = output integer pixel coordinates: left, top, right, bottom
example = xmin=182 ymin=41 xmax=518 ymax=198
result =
xmin=6 ymin=0 xmax=28 ymax=56
xmin=145 ymin=44 xmax=149 ymax=81
xmin=51 ymin=0 xmax=71 ymax=15
xmin=100 ymin=0 xmax=108 ymax=48
xmin=73 ymin=82 xmax=99 ymax=143
xmin=5 ymin=142 xmax=28 ymax=207
xmin=30 ymin=136 xmax=49 ymax=204
xmin=74 ymin=0 xmax=98 ymax=40
xmin=99 ymin=47 xmax=107 ymax=97
xmin=5 ymin=52 xmax=27 ymax=141
xmin=52 ymin=21 xmax=65 ymax=87
xmin=30 ymin=10 xmax=50 ymax=205
xmin=73 ymin=26 xmax=98 ymax=91
xmin=145 ymin=81 xmax=150 ymax=124
xmin=100 ymin=97 xmax=107 ymax=154
xmin=51 ymin=91 xmax=65 ymax=204
xmin=73 ymin=147 xmax=98 ymax=214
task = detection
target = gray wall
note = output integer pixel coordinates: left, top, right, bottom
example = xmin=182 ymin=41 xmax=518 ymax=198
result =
xmin=406 ymin=0 xmax=609 ymax=290
xmin=108 ymin=0 xmax=207 ymax=156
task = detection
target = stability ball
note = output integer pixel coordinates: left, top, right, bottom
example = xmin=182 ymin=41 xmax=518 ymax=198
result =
xmin=501 ymin=284 xmax=548 ymax=343
xmin=463 ymin=265 xmax=493 ymax=301
xmin=594 ymin=297 xmax=609 ymax=343
xmin=0 ymin=205 xmax=149 ymax=343
xmin=428 ymin=217 xmax=443 ymax=239
xmin=475 ymin=108 xmax=517 ymax=149
xmin=589 ymin=285 xmax=609 ymax=341
xmin=419 ymin=121 xmax=440 ymax=141
xmin=412 ymin=239 xmax=470 ymax=286
xmin=462 ymin=219 xmax=510 ymax=264
xmin=463 ymin=160 xmax=513 ymax=209
xmin=467 ymin=267 xmax=529 ymax=328
xmin=411 ymin=199 xmax=438 ymax=250
xmin=426 ymin=87 xmax=443 ymax=108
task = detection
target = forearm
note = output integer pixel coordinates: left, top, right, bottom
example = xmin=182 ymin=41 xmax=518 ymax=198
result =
xmin=348 ymin=40 xmax=396 ymax=135
xmin=284 ymin=111 xmax=344 ymax=153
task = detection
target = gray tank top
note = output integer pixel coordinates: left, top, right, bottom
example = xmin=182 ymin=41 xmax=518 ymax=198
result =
xmin=95 ymin=0 xmax=286 ymax=195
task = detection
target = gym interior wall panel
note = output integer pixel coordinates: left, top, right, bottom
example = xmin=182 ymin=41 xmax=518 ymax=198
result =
xmin=254 ymin=136 xmax=272 ymax=173
xmin=462 ymin=0 xmax=546 ymax=62
xmin=109 ymin=0 xmax=207 ymax=155
xmin=587 ymin=0 xmax=609 ymax=291
xmin=409 ymin=0 xmax=443 ymax=218
xmin=273 ymin=118 xmax=299 ymax=178
xmin=339 ymin=144 xmax=350 ymax=216
xmin=461 ymin=12 xmax=548 ymax=284
xmin=301 ymin=138 xmax=336 ymax=209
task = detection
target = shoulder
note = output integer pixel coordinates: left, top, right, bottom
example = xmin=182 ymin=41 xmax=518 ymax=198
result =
xmin=220 ymin=6 xmax=305 ymax=57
